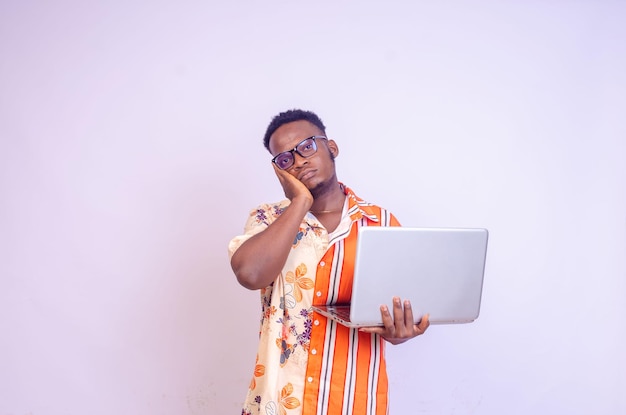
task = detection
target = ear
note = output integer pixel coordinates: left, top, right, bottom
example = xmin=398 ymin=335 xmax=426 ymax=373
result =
xmin=327 ymin=139 xmax=339 ymax=158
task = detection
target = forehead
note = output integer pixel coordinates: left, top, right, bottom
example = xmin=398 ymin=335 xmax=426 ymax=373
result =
xmin=268 ymin=120 xmax=323 ymax=155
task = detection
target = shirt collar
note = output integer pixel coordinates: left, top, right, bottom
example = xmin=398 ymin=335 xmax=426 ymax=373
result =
xmin=341 ymin=183 xmax=380 ymax=223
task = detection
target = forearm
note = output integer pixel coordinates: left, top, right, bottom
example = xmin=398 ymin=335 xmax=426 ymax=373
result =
xmin=231 ymin=197 xmax=310 ymax=290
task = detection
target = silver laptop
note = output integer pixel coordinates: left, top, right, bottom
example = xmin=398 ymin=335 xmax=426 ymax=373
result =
xmin=313 ymin=227 xmax=489 ymax=327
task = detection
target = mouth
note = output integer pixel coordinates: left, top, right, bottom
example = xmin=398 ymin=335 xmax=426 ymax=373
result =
xmin=298 ymin=169 xmax=316 ymax=181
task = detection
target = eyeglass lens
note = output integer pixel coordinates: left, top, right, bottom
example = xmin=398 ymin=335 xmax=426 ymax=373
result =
xmin=274 ymin=137 xmax=318 ymax=170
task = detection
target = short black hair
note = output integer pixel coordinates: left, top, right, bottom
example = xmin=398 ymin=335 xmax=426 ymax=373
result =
xmin=263 ymin=109 xmax=326 ymax=152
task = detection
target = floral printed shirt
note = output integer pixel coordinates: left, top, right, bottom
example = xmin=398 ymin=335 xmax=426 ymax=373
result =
xmin=228 ymin=184 xmax=400 ymax=415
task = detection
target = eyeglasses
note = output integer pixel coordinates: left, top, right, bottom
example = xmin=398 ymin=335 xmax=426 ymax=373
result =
xmin=271 ymin=136 xmax=327 ymax=170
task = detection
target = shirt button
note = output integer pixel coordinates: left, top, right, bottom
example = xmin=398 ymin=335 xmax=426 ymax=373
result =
xmin=319 ymin=261 xmax=325 ymax=267
xmin=316 ymin=291 xmax=322 ymax=297
xmin=311 ymin=349 xmax=317 ymax=355
xmin=314 ymin=320 xmax=320 ymax=326
xmin=307 ymin=377 xmax=313 ymax=383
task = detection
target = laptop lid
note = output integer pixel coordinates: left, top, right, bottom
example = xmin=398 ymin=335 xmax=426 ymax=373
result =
xmin=314 ymin=227 xmax=488 ymax=327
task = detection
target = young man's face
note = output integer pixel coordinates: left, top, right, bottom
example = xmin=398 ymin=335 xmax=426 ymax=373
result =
xmin=268 ymin=120 xmax=339 ymax=194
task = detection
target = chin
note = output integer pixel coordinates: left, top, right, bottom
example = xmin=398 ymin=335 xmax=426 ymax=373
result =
xmin=309 ymin=179 xmax=333 ymax=198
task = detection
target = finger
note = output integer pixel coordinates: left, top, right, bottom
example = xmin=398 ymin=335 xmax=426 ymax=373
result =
xmin=271 ymin=163 xmax=288 ymax=186
xmin=380 ymin=304 xmax=394 ymax=328
xmin=271 ymin=162 xmax=286 ymax=179
xmin=421 ymin=314 xmax=430 ymax=329
xmin=377 ymin=304 xmax=396 ymax=337
xmin=415 ymin=313 xmax=430 ymax=334
xmin=392 ymin=297 xmax=404 ymax=331
xmin=273 ymin=165 xmax=295 ymax=185
xmin=359 ymin=327 xmax=385 ymax=335
xmin=271 ymin=163 xmax=299 ymax=199
xmin=403 ymin=299 xmax=415 ymax=328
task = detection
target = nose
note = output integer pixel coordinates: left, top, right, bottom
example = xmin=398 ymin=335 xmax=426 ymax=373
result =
xmin=290 ymin=151 xmax=309 ymax=170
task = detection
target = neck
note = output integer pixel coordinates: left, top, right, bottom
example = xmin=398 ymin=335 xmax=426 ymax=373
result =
xmin=310 ymin=182 xmax=345 ymax=214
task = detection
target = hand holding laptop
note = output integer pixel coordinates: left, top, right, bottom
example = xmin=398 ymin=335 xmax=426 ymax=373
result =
xmin=359 ymin=296 xmax=430 ymax=345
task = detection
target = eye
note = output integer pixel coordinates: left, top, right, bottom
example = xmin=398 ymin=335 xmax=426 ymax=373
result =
xmin=299 ymin=140 xmax=315 ymax=153
xmin=276 ymin=154 xmax=293 ymax=168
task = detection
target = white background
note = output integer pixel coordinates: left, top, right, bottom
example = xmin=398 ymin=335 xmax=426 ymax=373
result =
xmin=1 ymin=1 xmax=625 ymax=414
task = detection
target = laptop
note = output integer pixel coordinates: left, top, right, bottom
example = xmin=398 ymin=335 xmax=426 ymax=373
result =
xmin=313 ymin=227 xmax=489 ymax=327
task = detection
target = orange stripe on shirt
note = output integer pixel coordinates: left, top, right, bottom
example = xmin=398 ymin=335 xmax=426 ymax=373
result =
xmin=303 ymin=195 xmax=400 ymax=415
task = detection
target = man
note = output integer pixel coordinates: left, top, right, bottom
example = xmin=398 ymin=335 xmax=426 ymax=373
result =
xmin=229 ymin=109 xmax=429 ymax=415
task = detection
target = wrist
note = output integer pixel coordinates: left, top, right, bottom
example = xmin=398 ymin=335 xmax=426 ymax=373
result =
xmin=290 ymin=195 xmax=313 ymax=211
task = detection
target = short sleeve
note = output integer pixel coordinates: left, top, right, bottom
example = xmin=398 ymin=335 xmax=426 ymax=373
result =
xmin=227 ymin=200 xmax=290 ymax=259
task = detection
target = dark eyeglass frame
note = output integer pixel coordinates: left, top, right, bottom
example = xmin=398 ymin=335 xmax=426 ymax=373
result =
xmin=271 ymin=135 xmax=327 ymax=170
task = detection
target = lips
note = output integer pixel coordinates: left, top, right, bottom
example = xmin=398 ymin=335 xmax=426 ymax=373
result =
xmin=299 ymin=169 xmax=316 ymax=181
